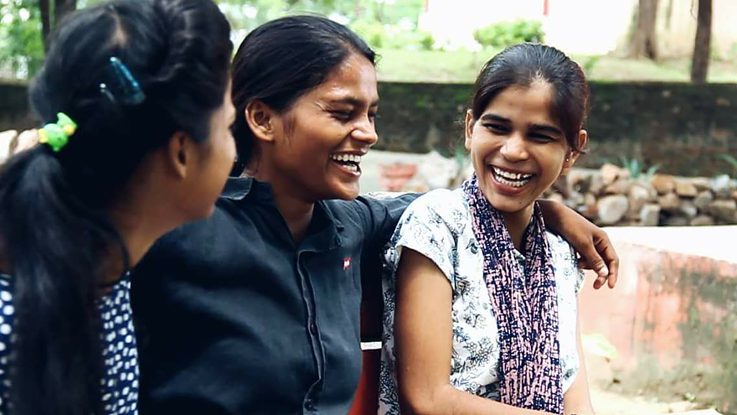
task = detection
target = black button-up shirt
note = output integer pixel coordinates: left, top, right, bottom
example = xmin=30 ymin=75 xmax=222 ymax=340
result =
xmin=132 ymin=177 xmax=415 ymax=414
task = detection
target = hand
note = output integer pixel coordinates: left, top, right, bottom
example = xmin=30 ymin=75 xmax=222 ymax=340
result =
xmin=13 ymin=129 xmax=40 ymax=155
xmin=539 ymin=200 xmax=618 ymax=289
xmin=574 ymin=224 xmax=618 ymax=289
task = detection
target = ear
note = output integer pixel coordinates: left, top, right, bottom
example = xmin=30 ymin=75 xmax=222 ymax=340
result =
xmin=245 ymin=100 xmax=277 ymax=144
xmin=464 ymin=109 xmax=475 ymax=151
xmin=165 ymin=130 xmax=194 ymax=180
xmin=561 ymin=129 xmax=588 ymax=175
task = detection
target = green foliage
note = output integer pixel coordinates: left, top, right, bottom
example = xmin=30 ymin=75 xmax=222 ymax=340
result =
xmin=619 ymin=156 xmax=659 ymax=181
xmin=716 ymin=153 xmax=737 ymax=177
xmin=418 ymin=31 xmax=434 ymax=51
xmin=350 ymin=20 xmax=386 ymax=48
xmin=0 ymin=0 xmax=44 ymax=79
xmin=349 ymin=20 xmax=434 ymax=51
xmin=581 ymin=55 xmax=601 ymax=77
xmin=218 ymin=0 xmax=426 ymax=50
xmin=473 ymin=19 xmax=544 ymax=48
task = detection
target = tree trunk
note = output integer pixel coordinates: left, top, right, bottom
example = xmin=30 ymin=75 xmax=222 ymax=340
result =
xmin=54 ymin=0 xmax=77 ymax=27
xmin=690 ymin=0 xmax=712 ymax=84
xmin=628 ymin=0 xmax=660 ymax=60
xmin=39 ymin=0 xmax=51 ymax=51
xmin=39 ymin=0 xmax=77 ymax=51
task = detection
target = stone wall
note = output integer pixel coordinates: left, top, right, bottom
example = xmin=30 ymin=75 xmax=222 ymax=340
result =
xmin=369 ymin=152 xmax=737 ymax=227
xmin=4 ymin=80 xmax=737 ymax=177
xmin=0 ymin=82 xmax=35 ymax=131
xmin=549 ymin=164 xmax=737 ymax=227
xmin=375 ymin=81 xmax=737 ymax=177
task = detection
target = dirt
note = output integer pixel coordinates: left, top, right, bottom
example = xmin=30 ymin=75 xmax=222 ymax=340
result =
xmin=590 ymin=386 xmax=722 ymax=415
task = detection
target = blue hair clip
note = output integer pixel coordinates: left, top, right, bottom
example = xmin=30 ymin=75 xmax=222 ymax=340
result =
xmin=99 ymin=56 xmax=145 ymax=105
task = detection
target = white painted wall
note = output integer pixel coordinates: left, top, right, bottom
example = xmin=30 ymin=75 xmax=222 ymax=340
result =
xmin=418 ymin=0 xmax=737 ymax=58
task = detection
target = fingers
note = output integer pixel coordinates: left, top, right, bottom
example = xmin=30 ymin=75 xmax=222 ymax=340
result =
xmin=13 ymin=129 xmax=39 ymax=155
xmin=594 ymin=232 xmax=619 ymax=289
xmin=577 ymin=233 xmax=619 ymax=290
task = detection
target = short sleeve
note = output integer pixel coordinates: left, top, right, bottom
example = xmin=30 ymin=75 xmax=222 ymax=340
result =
xmin=0 ymin=275 xmax=14 ymax=411
xmin=387 ymin=190 xmax=462 ymax=288
xmin=574 ymin=268 xmax=586 ymax=293
xmin=546 ymin=232 xmax=587 ymax=295
xmin=353 ymin=192 xmax=420 ymax=247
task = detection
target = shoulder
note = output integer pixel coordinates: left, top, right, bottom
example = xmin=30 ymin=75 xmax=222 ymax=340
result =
xmin=545 ymin=232 xmax=577 ymax=266
xmin=545 ymin=231 xmax=584 ymax=292
xmin=136 ymin=200 xmax=257 ymax=278
xmin=400 ymin=189 xmax=468 ymax=232
xmin=161 ymin=198 xmax=250 ymax=247
xmin=387 ymin=189 xmax=469 ymax=262
xmin=323 ymin=192 xmax=418 ymax=233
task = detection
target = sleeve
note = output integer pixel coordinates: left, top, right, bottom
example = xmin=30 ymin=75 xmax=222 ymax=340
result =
xmin=0 ymin=277 xmax=14 ymax=411
xmin=356 ymin=192 xmax=421 ymax=247
xmin=547 ymin=232 xmax=586 ymax=294
xmin=356 ymin=192 xmax=421 ymax=291
xmin=574 ymin=268 xmax=586 ymax=294
xmin=566 ymin=242 xmax=586 ymax=294
xmin=386 ymin=192 xmax=459 ymax=289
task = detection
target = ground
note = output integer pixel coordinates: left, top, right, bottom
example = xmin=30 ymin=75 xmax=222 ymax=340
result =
xmin=374 ymin=48 xmax=737 ymax=84
xmin=590 ymin=386 xmax=722 ymax=415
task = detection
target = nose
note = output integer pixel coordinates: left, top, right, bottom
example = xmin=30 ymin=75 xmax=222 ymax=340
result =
xmin=500 ymin=133 xmax=529 ymax=162
xmin=350 ymin=116 xmax=378 ymax=147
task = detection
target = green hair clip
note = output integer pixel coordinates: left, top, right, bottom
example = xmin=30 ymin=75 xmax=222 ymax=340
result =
xmin=38 ymin=112 xmax=77 ymax=152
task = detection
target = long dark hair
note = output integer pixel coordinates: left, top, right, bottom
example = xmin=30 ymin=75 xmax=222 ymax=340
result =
xmin=0 ymin=0 xmax=231 ymax=413
xmin=471 ymin=43 xmax=589 ymax=151
xmin=230 ymin=14 xmax=376 ymax=175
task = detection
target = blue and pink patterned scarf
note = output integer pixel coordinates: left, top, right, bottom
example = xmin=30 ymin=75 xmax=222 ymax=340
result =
xmin=462 ymin=174 xmax=563 ymax=414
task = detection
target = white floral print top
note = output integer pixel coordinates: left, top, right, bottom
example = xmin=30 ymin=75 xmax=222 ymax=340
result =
xmin=379 ymin=188 xmax=585 ymax=414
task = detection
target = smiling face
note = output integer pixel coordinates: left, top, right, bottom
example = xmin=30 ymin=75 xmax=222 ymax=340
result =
xmin=263 ymin=52 xmax=379 ymax=202
xmin=465 ymin=81 xmax=586 ymax=224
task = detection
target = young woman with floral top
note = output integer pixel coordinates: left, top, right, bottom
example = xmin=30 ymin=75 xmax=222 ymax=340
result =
xmin=381 ymin=43 xmax=598 ymax=415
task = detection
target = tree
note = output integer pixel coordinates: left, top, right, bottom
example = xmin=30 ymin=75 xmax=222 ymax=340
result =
xmin=690 ymin=0 xmax=712 ymax=84
xmin=628 ymin=0 xmax=660 ymax=60
xmin=0 ymin=0 xmax=45 ymax=78
xmin=39 ymin=0 xmax=79 ymax=50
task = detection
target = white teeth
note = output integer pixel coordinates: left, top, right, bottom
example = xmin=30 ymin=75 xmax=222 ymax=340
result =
xmin=492 ymin=167 xmax=532 ymax=187
xmin=492 ymin=167 xmax=532 ymax=180
xmin=331 ymin=154 xmax=362 ymax=163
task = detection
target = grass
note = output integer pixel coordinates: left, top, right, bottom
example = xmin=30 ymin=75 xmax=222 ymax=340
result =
xmin=374 ymin=48 xmax=737 ymax=83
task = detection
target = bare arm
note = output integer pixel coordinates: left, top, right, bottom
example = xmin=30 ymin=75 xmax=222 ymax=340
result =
xmin=538 ymin=200 xmax=619 ymax=290
xmin=562 ymin=299 xmax=595 ymax=415
xmin=394 ymin=248 xmax=554 ymax=415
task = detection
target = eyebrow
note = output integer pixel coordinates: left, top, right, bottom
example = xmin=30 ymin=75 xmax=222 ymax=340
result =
xmin=327 ymin=97 xmax=380 ymax=108
xmin=479 ymin=113 xmax=563 ymax=136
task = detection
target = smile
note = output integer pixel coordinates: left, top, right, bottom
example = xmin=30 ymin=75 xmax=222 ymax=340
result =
xmin=331 ymin=153 xmax=362 ymax=175
xmin=491 ymin=166 xmax=533 ymax=188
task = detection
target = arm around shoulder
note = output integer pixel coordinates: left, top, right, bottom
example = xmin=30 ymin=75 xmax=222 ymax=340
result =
xmin=537 ymin=200 xmax=619 ymax=290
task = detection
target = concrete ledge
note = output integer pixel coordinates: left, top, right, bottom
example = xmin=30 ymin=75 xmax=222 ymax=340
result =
xmin=580 ymin=226 xmax=737 ymax=414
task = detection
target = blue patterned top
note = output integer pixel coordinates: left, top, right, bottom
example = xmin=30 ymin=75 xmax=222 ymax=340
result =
xmin=0 ymin=273 xmax=139 ymax=414
xmin=379 ymin=189 xmax=585 ymax=414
